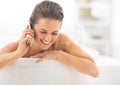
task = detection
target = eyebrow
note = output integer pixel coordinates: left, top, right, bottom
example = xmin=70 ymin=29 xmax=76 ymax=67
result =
xmin=40 ymin=29 xmax=47 ymax=31
xmin=40 ymin=29 xmax=58 ymax=33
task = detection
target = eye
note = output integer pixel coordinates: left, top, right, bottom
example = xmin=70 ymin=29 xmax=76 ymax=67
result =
xmin=52 ymin=32 xmax=58 ymax=35
xmin=40 ymin=31 xmax=46 ymax=34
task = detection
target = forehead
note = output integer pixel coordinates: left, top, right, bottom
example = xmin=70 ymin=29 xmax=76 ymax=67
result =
xmin=34 ymin=18 xmax=62 ymax=31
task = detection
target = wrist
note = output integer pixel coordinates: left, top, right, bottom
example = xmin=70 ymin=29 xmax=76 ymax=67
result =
xmin=55 ymin=50 xmax=64 ymax=61
xmin=15 ymin=49 xmax=26 ymax=57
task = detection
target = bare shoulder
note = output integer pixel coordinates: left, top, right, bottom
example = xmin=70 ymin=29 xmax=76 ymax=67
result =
xmin=58 ymin=33 xmax=72 ymax=42
xmin=0 ymin=42 xmax=18 ymax=54
xmin=59 ymin=33 xmax=94 ymax=62
xmin=58 ymin=33 xmax=69 ymax=39
xmin=58 ymin=33 xmax=85 ymax=55
xmin=57 ymin=33 xmax=75 ymax=50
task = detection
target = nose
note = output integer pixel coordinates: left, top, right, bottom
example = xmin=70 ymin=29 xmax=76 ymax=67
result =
xmin=44 ymin=34 xmax=51 ymax=42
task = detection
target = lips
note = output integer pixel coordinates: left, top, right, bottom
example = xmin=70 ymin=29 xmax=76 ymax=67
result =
xmin=40 ymin=40 xmax=51 ymax=45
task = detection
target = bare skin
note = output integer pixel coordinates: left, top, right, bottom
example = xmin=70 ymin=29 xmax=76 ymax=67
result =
xmin=0 ymin=18 xmax=99 ymax=77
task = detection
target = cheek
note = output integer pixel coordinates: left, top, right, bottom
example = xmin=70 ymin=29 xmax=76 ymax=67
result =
xmin=34 ymin=32 xmax=42 ymax=39
xmin=52 ymin=36 xmax=58 ymax=41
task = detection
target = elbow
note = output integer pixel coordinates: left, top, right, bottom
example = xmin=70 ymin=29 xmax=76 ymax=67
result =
xmin=81 ymin=62 xmax=99 ymax=78
xmin=0 ymin=62 xmax=9 ymax=69
xmin=77 ymin=65 xmax=99 ymax=78
xmin=89 ymin=65 xmax=99 ymax=78
xmin=91 ymin=68 xmax=99 ymax=78
xmin=0 ymin=65 xmax=5 ymax=69
xmin=87 ymin=59 xmax=99 ymax=78
xmin=0 ymin=65 xmax=6 ymax=69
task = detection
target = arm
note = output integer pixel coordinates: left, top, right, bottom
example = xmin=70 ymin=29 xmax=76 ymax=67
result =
xmin=33 ymin=49 xmax=98 ymax=77
xmin=33 ymin=34 xmax=99 ymax=77
xmin=0 ymin=46 xmax=23 ymax=68
xmin=0 ymin=26 xmax=34 ymax=68
xmin=0 ymin=38 xmax=30 ymax=68
xmin=57 ymin=50 xmax=99 ymax=77
xmin=0 ymin=42 xmax=22 ymax=68
xmin=57 ymin=34 xmax=99 ymax=77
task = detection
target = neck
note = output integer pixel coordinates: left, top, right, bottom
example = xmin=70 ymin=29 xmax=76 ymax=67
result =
xmin=28 ymin=41 xmax=42 ymax=56
xmin=33 ymin=40 xmax=43 ymax=50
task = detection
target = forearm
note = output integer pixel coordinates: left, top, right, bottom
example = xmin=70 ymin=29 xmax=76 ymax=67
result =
xmin=0 ymin=51 xmax=23 ymax=68
xmin=56 ymin=50 xmax=99 ymax=77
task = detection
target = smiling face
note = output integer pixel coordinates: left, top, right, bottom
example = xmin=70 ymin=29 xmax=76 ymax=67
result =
xmin=33 ymin=18 xmax=62 ymax=50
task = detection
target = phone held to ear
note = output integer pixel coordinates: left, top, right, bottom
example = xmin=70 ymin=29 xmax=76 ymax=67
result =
xmin=26 ymin=23 xmax=33 ymax=47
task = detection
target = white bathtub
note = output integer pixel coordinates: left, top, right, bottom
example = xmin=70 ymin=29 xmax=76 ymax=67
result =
xmin=0 ymin=37 xmax=120 ymax=85
xmin=0 ymin=59 xmax=96 ymax=85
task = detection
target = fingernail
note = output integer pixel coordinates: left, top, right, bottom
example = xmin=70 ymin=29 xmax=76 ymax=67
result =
xmin=36 ymin=59 xmax=43 ymax=63
xmin=26 ymin=25 xmax=29 ymax=29
xmin=36 ymin=60 xmax=40 ymax=63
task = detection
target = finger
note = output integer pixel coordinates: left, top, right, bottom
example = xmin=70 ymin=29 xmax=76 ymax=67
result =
xmin=35 ymin=53 xmax=48 ymax=63
xmin=25 ymin=29 xmax=34 ymax=34
xmin=30 ymin=55 xmax=36 ymax=58
xmin=24 ymin=28 xmax=34 ymax=35
xmin=26 ymin=39 xmax=33 ymax=47
xmin=26 ymin=25 xmax=29 ymax=29
xmin=20 ymin=36 xmax=32 ymax=47
xmin=26 ymin=33 xmax=34 ymax=39
xmin=21 ymin=30 xmax=34 ymax=39
xmin=25 ymin=33 xmax=34 ymax=38
xmin=28 ymin=39 xmax=33 ymax=47
xmin=36 ymin=58 xmax=44 ymax=63
xmin=31 ymin=53 xmax=43 ymax=58
xmin=31 ymin=55 xmax=43 ymax=58
xmin=20 ymin=37 xmax=30 ymax=47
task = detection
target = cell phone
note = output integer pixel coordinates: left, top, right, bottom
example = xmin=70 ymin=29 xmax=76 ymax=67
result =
xmin=28 ymin=23 xmax=32 ymax=29
xmin=26 ymin=23 xmax=33 ymax=47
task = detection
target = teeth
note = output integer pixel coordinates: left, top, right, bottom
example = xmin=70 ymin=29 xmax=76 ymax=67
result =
xmin=41 ymin=40 xmax=50 ymax=45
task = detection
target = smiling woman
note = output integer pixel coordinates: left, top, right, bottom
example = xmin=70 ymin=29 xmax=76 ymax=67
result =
xmin=0 ymin=0 xmax=99 ymax=78
xmin=32 ymin=18 xmax=61 ymax=51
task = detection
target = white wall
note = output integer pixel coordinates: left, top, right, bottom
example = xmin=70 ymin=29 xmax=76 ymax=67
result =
xmin=111 ymin=0 xmax=120 ymax=58
xmin=111 ymin=0 xmax=120 ymax=44
xmin=0 ymin=0 xmax=36 ymax=38
xmin=0 ymin=0 xmax=77 ymax=39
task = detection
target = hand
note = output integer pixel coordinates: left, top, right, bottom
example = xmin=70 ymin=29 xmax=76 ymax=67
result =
xmin=31 ymin=50 xmax=61 ymax=63
xmin=17 ymin=25 xmax=34 ymax=56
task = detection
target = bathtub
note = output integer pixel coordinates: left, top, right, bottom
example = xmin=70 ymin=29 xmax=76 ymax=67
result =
xmin=0 ymin=37 xmax=120 ymax=85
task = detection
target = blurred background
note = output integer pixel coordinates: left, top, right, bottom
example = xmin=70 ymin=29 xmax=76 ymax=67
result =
xmin=1 ymin=0 xmax=120 ymax=85
xmin=0 ymin=0 xmax=120 ymax=59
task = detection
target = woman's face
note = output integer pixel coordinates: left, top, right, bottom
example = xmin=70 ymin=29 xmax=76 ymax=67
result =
xmin=33 ymin=18 xmax=62 ymax=50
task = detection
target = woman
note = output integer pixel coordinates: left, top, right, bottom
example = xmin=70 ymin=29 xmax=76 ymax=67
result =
xmin=0 ymin=0 xmax=99 ymax=77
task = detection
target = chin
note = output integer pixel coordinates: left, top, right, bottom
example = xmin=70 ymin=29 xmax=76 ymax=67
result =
xmin=41 ymin=45 xmax=51 ymax=50
xmin=41 ymin=48 xmax=49 ymax=50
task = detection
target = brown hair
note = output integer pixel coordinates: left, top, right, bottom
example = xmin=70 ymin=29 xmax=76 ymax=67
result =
xmin=30 ymin=0 xmax=64 ymax=29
